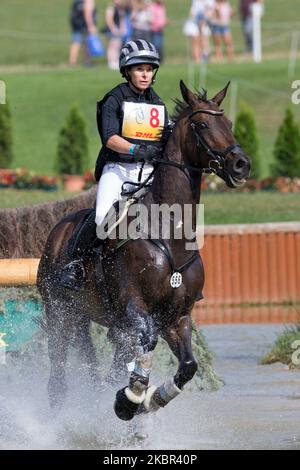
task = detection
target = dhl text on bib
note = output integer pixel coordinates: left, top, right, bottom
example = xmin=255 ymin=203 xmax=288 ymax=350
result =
xmin=122 ymin=102 xmax=165 ymax=141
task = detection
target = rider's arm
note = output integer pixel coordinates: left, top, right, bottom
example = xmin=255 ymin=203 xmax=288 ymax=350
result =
xmin=101 ymin=96 xmax=133 ymax=155
xmin=106 ymin=135 xmax=133 ymax=154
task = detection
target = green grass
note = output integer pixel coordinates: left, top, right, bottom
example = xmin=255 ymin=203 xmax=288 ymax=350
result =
xmin=0 ymin=188 xmax=82 ymax=209
xmin=0 ymin=0 xmax=299 ymax=65
xmin=1 ymin=188 xmax=300 ymax=225
xmin=202 ymin=192 xmax=300 ymax=224
xmin=261 ymin=323 xmax=300 ymax=368
xmin=0 ymin=1 xmax=299 ymax=177
xmin=1 ymin=60 xmax=300 ymax=176
xmin=0 ymin=0 xmax=300 ymax=223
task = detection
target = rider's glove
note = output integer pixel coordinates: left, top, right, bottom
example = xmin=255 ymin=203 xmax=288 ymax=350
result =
xmin=133 ymin=143 xmax=162 ymax=163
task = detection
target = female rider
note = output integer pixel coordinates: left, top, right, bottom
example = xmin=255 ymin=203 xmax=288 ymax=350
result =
xmin=61 ymin=39 xmax=169 ymax=290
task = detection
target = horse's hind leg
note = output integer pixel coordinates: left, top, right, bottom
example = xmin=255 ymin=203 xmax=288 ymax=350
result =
xmin=74 ymin=316 xmax=102 ymax=387
xmin=46 ymin=303 xmax=73 ymax=411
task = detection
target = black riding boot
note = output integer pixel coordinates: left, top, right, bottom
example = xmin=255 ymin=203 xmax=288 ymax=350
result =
xmin=60 ymin=238 xmax=103 ymax=291
xmin=60 ymin=210 xmax=101 ymax=291
xmin=60 ymin=258 xmax=87 ymax=291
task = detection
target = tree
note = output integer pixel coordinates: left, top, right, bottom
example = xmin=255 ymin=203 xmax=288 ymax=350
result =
xmin=234 ymin=102 xmax=260 ymax=179
xmin=272 ymin=107 xmax=300 ymax=177
xmin=56 ymin=105 xmax=89 ymax=175
xmin=0 ymin=100 xmax=13 ymax=168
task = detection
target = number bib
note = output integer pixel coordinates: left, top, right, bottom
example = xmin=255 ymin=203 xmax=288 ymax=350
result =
xmin=122 ymin=102 xmax=165 ymax=141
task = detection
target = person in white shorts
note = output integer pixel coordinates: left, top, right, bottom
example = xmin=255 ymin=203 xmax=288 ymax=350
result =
xmin=60 ymin=39 xmax=169 ymax=290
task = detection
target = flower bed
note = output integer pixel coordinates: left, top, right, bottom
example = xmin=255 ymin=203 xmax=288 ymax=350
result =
xmin=0 ymin=168 xmax=58 ymax=191
xmin=201 ymin=175 xmax=300 ymax=193
xmin=1 ymin=168 xmax=300 ymax=193
xmin=83 ymin=170 xmax=96 ymax=190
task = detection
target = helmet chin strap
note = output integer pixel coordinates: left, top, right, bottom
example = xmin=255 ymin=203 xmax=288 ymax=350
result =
xmin=152 ymin=68 xmax=159 ymax=84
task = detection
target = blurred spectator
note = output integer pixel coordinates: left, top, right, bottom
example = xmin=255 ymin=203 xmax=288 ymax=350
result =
xmin=105 ymin=0 xmax=126 ymax=70
xmin=123 ymin=0 xmax=133 ymax=42
xmin=69 ymin=0 xmax=97 ymax=66
xmin=239 ymin=0 xmax=254 ymax=51
xmin=210 ymin=0 xmax=234 ymax=62
xmin=184 ymin=0 xmax=215 ymax=64
xmin=239 ymin=0 xmax=264 ymax=52
xmin=131 ymin=0 xmax=152 ymax=42
xmin=149 ymin=1 xmax=168 ymax=62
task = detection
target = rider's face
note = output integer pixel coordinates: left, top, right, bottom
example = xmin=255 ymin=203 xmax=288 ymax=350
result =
xmin=127 ymin=64 xmax=154 ymax=91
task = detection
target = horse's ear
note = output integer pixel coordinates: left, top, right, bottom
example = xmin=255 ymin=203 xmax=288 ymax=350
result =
xmin=180 ymin=80 xmax=197 ymax=106
xmin=211 ymin=82 xmax=230 ymax=107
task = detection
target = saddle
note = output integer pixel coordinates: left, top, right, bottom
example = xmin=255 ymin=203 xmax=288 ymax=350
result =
xmin=67 ymin=208 xmax=98 ymax=259
xmin=66 ymin=187 xmax=203 ymax=301
xmin=67 ymin=183 xmax=152 ymax=259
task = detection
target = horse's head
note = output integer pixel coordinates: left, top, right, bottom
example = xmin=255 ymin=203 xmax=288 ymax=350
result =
xmin=178 ymin=80 xmax=251 ymax=188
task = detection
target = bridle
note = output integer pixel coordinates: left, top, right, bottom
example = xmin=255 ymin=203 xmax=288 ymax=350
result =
xmin=152 ymin=106 xmax=241 ymax=181
xmin=188 ymin=108 xmax=241 ymax=174
xmin=122 ymin=105 xmax=243 ymax=197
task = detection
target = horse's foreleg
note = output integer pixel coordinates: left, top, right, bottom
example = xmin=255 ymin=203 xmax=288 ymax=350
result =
xmin=114 ymin=349 xmax=155 ymax=421
xmin=113 ymin=301 xmax=157 ymax=421
xmin=142 ymin=315 xmax=198 ymax=413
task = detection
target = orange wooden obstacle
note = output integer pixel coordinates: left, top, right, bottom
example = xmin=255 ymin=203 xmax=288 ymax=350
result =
xmin=1 ymin=222 xmax=299 ymax=307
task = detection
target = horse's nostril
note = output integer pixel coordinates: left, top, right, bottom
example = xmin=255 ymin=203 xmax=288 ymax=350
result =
xmin=233 ymin=157 xmax=247 ymax=172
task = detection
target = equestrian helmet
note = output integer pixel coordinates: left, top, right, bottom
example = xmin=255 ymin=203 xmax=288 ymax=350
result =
xmin=119 ymin=39 xmax=160 ymax=75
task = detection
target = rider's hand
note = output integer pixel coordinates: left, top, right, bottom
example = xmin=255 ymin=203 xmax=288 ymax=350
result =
xmin=133 ymin=143 xmax=162 ymax=163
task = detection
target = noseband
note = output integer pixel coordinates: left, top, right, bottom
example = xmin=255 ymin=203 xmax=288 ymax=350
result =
xmin=188 ymin=109 xmax=241 ymax=174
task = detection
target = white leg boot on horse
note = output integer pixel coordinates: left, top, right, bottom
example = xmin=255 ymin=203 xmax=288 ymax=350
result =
xmin=144 ymin=315 xmax=198 ymax=411
xmin=113 ymin=300 xmax=158 ymax=421
xmin=133 ymin=315 xmax=197 ymax=417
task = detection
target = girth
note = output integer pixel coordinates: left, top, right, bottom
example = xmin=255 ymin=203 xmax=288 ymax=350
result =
xmin=147 ymin=239 xmax=199 ymax=275
xmin=115 ymin=236 xmax=200 ymax=277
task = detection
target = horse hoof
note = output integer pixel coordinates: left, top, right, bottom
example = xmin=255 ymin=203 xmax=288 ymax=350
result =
xmin=114 ymin=387 xmax=140 ymax=421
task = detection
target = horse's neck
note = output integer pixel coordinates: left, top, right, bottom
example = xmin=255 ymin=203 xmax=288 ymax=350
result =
xmin=151 ymin=127 xmax=201 ymax=207
xmin=146 ymin=126 xmax=201 ymax=250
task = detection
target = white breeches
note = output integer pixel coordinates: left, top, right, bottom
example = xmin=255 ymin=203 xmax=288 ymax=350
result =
xmin=95 ymin=161 xmax=154 ymax=228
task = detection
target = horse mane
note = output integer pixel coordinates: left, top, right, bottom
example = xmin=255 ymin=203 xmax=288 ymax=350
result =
xmin=171 ymin=88 xmax=208 ymax=123
xmin=156 ymin=88 xmax=208 ymax=147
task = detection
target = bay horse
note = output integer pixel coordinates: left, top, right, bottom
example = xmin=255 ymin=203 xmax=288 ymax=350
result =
xmin=37 ymin=81 xmax=251 ymax=421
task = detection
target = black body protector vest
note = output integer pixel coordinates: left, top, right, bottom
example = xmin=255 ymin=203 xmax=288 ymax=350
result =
xmin=95 ymin=83 xmax=168 ymax=181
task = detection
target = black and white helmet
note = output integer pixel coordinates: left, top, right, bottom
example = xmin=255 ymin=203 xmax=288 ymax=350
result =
xmin=119 ymin=39 xmax=160 ymax=75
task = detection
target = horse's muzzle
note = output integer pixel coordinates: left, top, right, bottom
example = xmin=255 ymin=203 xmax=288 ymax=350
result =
xmin=226 ymin=152 xmax=251 ymax=186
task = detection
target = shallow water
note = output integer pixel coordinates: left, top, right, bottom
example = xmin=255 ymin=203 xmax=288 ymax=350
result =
xmin=0 ymin=324 xmax=300 ymax=450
